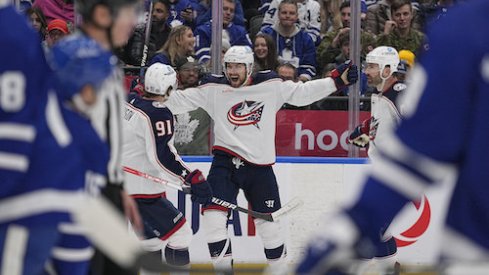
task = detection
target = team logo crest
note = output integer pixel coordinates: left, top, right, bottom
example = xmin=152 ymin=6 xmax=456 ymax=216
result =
xmin=227 ymin=100 xmax=265 ymax=129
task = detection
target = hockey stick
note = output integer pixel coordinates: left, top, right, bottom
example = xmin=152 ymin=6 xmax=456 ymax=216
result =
xmin=139 ymin=0 xmax=154 ymax=79
xmin=122 ymin=166 xmax=303 ymax=222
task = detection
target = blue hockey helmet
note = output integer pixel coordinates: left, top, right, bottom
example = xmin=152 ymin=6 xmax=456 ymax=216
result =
xmin=50 ymin=36 xmax=116 ymax=102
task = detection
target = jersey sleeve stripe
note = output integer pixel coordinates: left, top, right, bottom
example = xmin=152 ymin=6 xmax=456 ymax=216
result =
xmin=0 ymin=123 xmax=35 ymax=142
xmin=379 ymin=132 xmax=456 ymax=182
xmin=371 ymin=156 xmax=427 ymax=199
xmin=0 ymin=152 xmax=29 ymax=172
xmin=46 ymin=92 xmax=72 ymax=147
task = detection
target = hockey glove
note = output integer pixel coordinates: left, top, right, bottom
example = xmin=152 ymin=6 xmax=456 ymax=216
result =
xmin=348 ymin=117 xmax=374 ymax=148
xmin=295 ymin=213 xmax=375 ymax=275
xmin=185 ymin=170 xmax=213 ymax=205
xmin=330 ymin=60 xmax=359 ymax=89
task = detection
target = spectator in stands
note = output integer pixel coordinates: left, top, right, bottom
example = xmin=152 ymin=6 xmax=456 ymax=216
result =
xmin=277 ymin=62 xmax=297 ymax=81
xmin=316 ymin=0 xmax=376 ymax=71
xmin=149 ymin=25 xmax=195 ymax=67
xmin=194 ymin=0 xmax=251 ymax=65
xmin=365 ymin=0 xmax=423 ymax=35
xmin=376 ymin=0 xmax=427 ymax=53
xmin=260 ymin=0 xmax=316 ymax=81
xmin=167 ymin=0 xmax=195 ymax=28
xmin=123 ymin=0 xmax=171 ymax=66
xmin=261 ymin=0 xmax=322 ymax=46
xmin=195 ymin=0 xmax=245 ymax=27
xmin=33 ymin=0 xmax=74 ymax=25
xmin=253 ymin=33 xmax=279 ymax=72
xmin=45 ymin=18 xmax=69 ymax=47
xmin=318 ymin=0 xmax=342 ymax=35
xmin=173 ymin=56 xmax=211 ymax=155
xmin=26 ymin=7 xmax=47 ymax=41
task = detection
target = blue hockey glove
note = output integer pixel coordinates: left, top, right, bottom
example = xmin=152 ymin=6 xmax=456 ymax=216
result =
xmin=296 ymin=213 xmax=375 ymax=275
xmin=331 ymin=60 xmax=359 ymax=89
xmin=185 ymin=170 xmax=213 ymax=205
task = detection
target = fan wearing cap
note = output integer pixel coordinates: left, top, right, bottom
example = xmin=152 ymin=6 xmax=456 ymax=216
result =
xmin=45 ymin=18 xmax=69 ymax=47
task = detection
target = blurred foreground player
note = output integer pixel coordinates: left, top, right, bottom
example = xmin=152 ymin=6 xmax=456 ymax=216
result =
xmin=296 ymin=1 xmax=489 ymax=274
xmin=50 ymin=0 xmax=143 ymax=273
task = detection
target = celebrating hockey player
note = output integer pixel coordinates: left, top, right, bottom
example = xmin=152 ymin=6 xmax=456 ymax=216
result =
xmin=296 ymin=0 xmax=489 ymax=274
xmin=164 ymin=45 xmax=358 ymax=272
xmin=349 ymin=46 xmax=406 ymax=158
xmin=122 ymin=63 xmax=212 ymax=274
xmin=347 ymin=46 xmax=405 ymax=273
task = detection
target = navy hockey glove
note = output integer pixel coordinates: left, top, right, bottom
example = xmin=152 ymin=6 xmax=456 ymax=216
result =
xmin=185 ymin=170 xmax=213 ymax=205
xmin=331 ymin=60 xmax=359 ymax=89
xmin=348 ymin=117 xmax=374 ymax=148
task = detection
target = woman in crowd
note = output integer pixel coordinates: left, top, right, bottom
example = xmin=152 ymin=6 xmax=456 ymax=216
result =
xmin=26 ymin=7 xmax=47 ymax=41
xmin=149 ymin=25 xmax=195 ymax=67
xmin=253 ymin=33 xmax=279 ymax=72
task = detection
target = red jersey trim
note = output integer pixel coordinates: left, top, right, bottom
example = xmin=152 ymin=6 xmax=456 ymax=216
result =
xmin=160 ymin=217 xmax=187 ymax=241
xmin=130 ymin=192 xmax=166 ymax=199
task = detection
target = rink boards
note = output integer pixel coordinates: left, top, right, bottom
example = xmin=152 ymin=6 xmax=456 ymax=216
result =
xmin=165 ymin=156 xmax=454 ymax=266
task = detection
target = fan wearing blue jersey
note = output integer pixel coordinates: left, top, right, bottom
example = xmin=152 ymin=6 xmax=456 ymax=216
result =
xmin=296 ymin=1 xmax=489 ymax=274
xmin=163 ymin=45 xmax=358 ymax=273
xmin=122 ymin=63 xmax=212 ymax=274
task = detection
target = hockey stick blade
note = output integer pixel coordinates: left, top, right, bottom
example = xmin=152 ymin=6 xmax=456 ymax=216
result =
xmin=122 ymin=166 xmax=301 ymax=222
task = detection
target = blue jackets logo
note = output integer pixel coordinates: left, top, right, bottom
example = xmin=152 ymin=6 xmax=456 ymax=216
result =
xmin=227 ymin=100 xmax=265 ymax=129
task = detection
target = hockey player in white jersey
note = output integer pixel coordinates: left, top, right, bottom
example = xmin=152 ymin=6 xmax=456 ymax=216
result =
xmin=164 ymin=45 xmax=358 ymax=272
xmin=347 ymin=46 xmax=404 ymax=273
xmin=349 ymin=46 xmax=406 ymax=159
xmin=261 ymin=0 xmax=321 ymax=45
xmin=296 ymin=0 xmax=489 ymax=274
xmin=122 ymin=63 xmax=212 ymax=274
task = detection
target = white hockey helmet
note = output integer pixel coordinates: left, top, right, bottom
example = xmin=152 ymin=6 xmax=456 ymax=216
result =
xmin=144 ymin=63 xmax=178 ymax=96
xmin=366 ymin=46 xmax=400 ymax=77
xmin=223 ymin=45 xmax=254 ymax=84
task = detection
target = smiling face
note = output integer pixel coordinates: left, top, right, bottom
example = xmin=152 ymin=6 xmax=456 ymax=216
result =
xmin=225 ymin=63 xmax=247 ymax=88
xmin=178 ymin=28 xmax=195 ymax=54
xmin=392 ymin=4 xmax=413 ymax=30
xmin=254 ymin=37 xmax=268 ymax=59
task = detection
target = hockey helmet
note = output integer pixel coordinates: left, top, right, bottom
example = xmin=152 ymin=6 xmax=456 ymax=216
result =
xmin=366 ymin=46 xmax=400 ymax=77
xmin=144 ymin=63 xmax=178 ymax=97
xmin=223 ymin=45 xmax=254 ymax=84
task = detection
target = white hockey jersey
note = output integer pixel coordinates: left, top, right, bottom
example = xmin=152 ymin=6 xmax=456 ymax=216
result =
xmin=165 ymin=77 xmax=338 ymax=165
xmin=261 ymin=0 xmax=321 ymax=45
xmin=368 ymin=82 xmax=406 ymax=159
xmin=122 ymin=94 xmax=190 ymax=196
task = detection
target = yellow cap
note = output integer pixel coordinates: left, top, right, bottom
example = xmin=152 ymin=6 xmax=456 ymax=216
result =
xmin=399 ymin=50 xmax=415 ymax=67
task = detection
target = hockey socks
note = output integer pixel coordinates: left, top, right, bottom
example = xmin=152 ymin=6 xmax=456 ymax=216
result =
xmin=208 ymin=239 xmax=233 ymax=271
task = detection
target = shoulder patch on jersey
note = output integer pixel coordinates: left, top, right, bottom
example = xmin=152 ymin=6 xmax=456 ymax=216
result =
xmin=152 ymin=101 xmax=166 ymax=108
xmin=393 ymin=83 xmax=407 ymax=92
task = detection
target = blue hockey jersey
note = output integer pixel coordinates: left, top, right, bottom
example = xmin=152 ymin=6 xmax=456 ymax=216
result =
xmin=0 ymin=5 xmax=102 ymax=225
xmin=194 ymin=22 xmax=252 ymax=64
xmin=260 ymin=26 xmax=316 ymax=79
xmin=347 ymin=0 xmax=489 ymax=258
